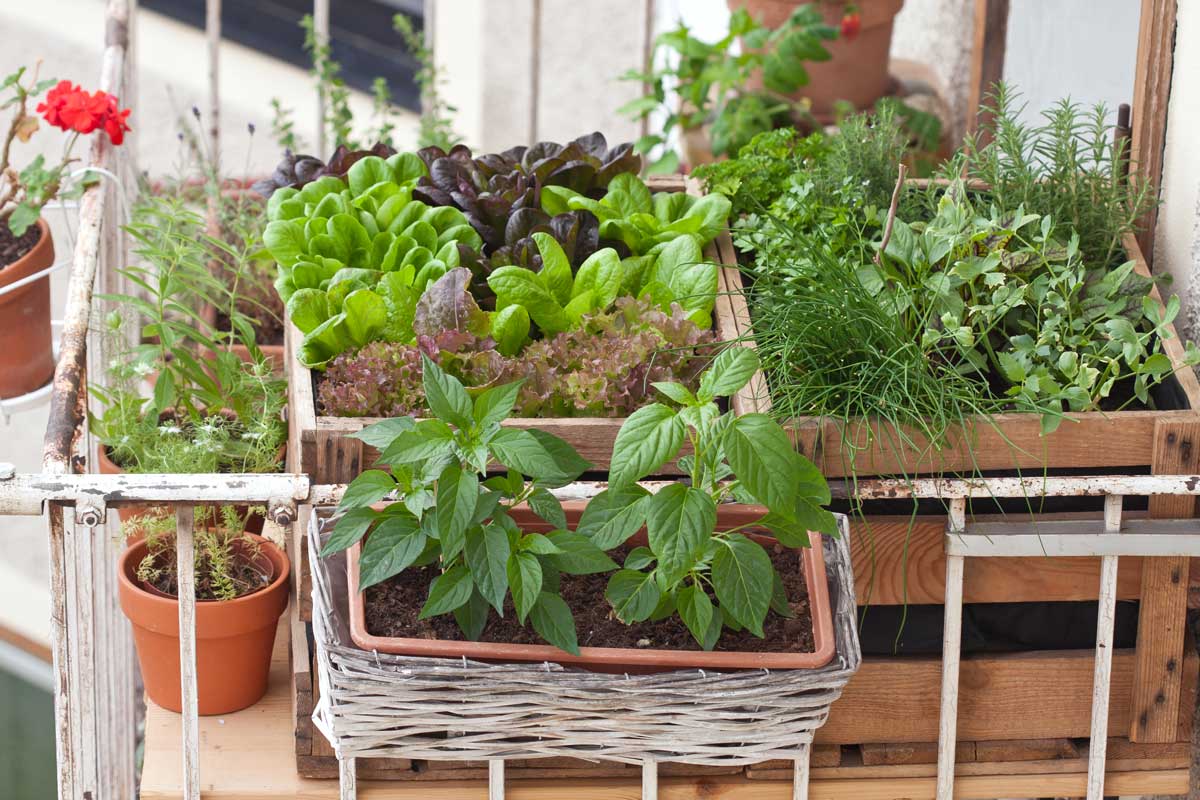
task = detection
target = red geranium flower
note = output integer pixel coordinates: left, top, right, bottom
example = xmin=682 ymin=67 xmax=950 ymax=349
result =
xmin=35 ymin=80 xmax=76 ymax=129
xmin=840 ymin=8 xmax=862 ymax=40
xmin=36 ymin=82 xmax=130 ymax=145
xmin=103 ymin=100 xmax=131 ymax=146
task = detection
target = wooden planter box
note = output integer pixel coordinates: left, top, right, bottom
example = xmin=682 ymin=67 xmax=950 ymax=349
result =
xmin=723 ymin=230 xmax=1200 ymax=749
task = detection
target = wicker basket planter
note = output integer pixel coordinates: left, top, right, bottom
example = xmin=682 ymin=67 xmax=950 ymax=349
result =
xmin=307 ymin=508 xmax=860 ymax=768
xmin=345 ymin=501 xmax=838 ymax=672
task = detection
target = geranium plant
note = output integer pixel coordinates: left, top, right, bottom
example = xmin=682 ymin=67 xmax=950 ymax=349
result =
xmin=324 ymin=357 xmax=607 ymax=654
xmin=583 ymin=347 xmax=837 ymax=648
xmin=1 ymin=66 xmax=131 ymax=236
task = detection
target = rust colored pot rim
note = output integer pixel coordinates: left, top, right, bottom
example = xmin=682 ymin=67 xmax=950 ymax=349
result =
xmin=346 ymin=501 xmax=837 ymax=671
xmin=137 ymin=536 xmax=278 ymax=601
xmin=119 ymin=532 xmax=290 ymax=610
xmin=0 ymin=217 xmax=52 ymax=280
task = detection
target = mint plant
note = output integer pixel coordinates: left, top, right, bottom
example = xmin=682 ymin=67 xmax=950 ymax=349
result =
xmin=582 ymin=347 xmax=837 ymax=649
xmin=324 ymin=357 xmax=612 ymax=655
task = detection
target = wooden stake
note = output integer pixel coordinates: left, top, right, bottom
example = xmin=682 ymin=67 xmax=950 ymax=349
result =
xmin=1086 ymin=496 xmax=1123 ymax=799
xmin=875 ymin=164 xmax=909 ymax=266
xmin=792 ymin=744 xmax=810 ymax=800
xmin=489 ymin=759 xmax=505 ymax=800
xmin=205 ymin=0 xmax=220 ymax=175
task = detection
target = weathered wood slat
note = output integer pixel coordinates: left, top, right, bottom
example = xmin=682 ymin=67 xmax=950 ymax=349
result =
xmin=1131 ymin=419 xmax=1200 ymax=742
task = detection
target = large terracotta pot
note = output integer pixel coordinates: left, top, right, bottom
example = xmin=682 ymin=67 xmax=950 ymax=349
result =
xmin=118 ymin=532 xmax=290 ymax=715
xmin=735 ymin=0 xmax=904 ymax=118
xmin=0 ymin=217 xmax=56 ymax=398
xmin=347 ymin=502 xmax=836 ymax=673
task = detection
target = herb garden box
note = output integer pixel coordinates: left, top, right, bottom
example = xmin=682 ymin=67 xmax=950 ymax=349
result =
xmin=724 ymin=229 xmax=1200 ymax=749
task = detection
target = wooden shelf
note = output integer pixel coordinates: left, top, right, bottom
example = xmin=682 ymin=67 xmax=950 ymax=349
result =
xmin=141 ymin=608 xmax=1190 ymax=800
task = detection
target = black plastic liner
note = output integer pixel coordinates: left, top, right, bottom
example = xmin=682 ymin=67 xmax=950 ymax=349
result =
xmin=857 ymin=600 xmax=1141 ymax=656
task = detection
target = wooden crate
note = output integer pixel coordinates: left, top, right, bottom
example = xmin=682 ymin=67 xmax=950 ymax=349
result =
xmin=287 ymin=176 xmax=755 ymax=620
xmin=725 ymin=231 xmax=1200 ymax=747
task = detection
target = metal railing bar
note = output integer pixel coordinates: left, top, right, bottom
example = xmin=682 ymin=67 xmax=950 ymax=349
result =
xmin=175 ymin=505 xmax=201 ymax=800
xmin=935 ymin=497 xmax=966 ymax=800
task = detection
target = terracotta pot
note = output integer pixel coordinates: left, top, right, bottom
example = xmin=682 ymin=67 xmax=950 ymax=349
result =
xmin=118 ymin=532 xmax=290 ymax=715
xmin=735 ymin=0 xmax=904 ymax=118
xmin=347 ymin=501 xmax=836 ymax=672
xmin=97 ymin=445 xmax=149 ymax=527
xmin=0 ymin=217 xmax=56 ymax=398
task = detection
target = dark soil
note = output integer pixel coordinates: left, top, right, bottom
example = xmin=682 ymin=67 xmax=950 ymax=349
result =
xmin=0 ymin=221 xmax=41 ymax=269
xmin=138 ymin=534 xmax=271 ymax=601
xmin=364 ymin=542 xmax=815 ymax=653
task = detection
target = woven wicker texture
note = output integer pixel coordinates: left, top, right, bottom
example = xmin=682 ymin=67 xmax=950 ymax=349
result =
xmin=309 ymin=508 xmax=861 ymax=766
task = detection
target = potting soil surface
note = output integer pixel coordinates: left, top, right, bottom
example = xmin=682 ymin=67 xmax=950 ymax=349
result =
xmin=364 ymin=542 xmax=816 ymax=653
xmin=0 ymin=222 xmax=42 ymax=268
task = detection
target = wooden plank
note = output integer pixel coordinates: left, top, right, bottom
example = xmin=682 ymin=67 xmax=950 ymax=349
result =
xmin=1125 ymin=233 xmax=1200 ymax=406
xmin=744 ymin=746 xmax=842 ymax=777
xmin=859 ymin=741 xmax=975 ymax=766
xmin=290 ymin=596 xmax=312 ymax=759
xmin=971 ymin=738 xmax=1077 ymax=762
xmin=1131 ymin=0 xmax=1178 ymax=261
xmin=850 ymin=513 xmax=1149 ymax=606
xmin=966 ymin=0 xmax=1010 ymax=140
xmin=818 ymin=650 xmax=1137 ymax=745
xmin=1130 ymin=419 xmax=1200 ymax=742
xmin=790 ymin=409 xmax=1180 ymax=478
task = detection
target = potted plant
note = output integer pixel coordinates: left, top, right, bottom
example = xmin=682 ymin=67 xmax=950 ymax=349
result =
xmin=117 ymin=505 xmax=290 ymax=714
xmin=620 ymin=7 xmax=836 ymax=171
xmin=0 ymin=66 xmax=131 ymax=397
xmin=732 ymin=1 xmax=905 ymax=119
xmin=91 ymin=194 xmax=287 ymax=522
xmin=323 ymin=349 xmax=839 ymax=668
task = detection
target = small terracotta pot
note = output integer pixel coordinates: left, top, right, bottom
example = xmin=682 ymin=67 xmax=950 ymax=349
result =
xmin=97 ymin=445 xmax=148 ymax=527
xmin=0 ymin=217 xmax=56 ymax=398
xmin=736 ymin=0 xmax=904 ymax=118
xmin=118 ymin=532 xmax=290 ymax=715
xmin=347 ymin=501 xmax=836 ymax=673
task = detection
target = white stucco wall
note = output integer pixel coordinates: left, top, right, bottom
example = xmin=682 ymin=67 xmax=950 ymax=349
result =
xmin=1003 ymin=0 xmax=1139 ymax=127
xmin=433 ymin=0 xmax=650 ymax=152
xmin=891 ymin=0 xmax=973 ymax=142
xmin=1155 ymin=0 xmax=1200 ymax=343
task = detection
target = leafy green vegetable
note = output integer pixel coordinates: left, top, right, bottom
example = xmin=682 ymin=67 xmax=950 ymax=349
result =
xmin=317 ymin=297 xmax=714 ymax=420
xmin=264 ymin=155 xmax=487 ymax=368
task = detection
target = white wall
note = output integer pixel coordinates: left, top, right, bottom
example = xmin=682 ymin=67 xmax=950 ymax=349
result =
xmin=1156 ymin=0 xmax=1200 ymax=342
xmin=1003 ymin=0 xmax=1139 ymax=127
xmin=433 ymin=0 xmax=650 ymax=152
